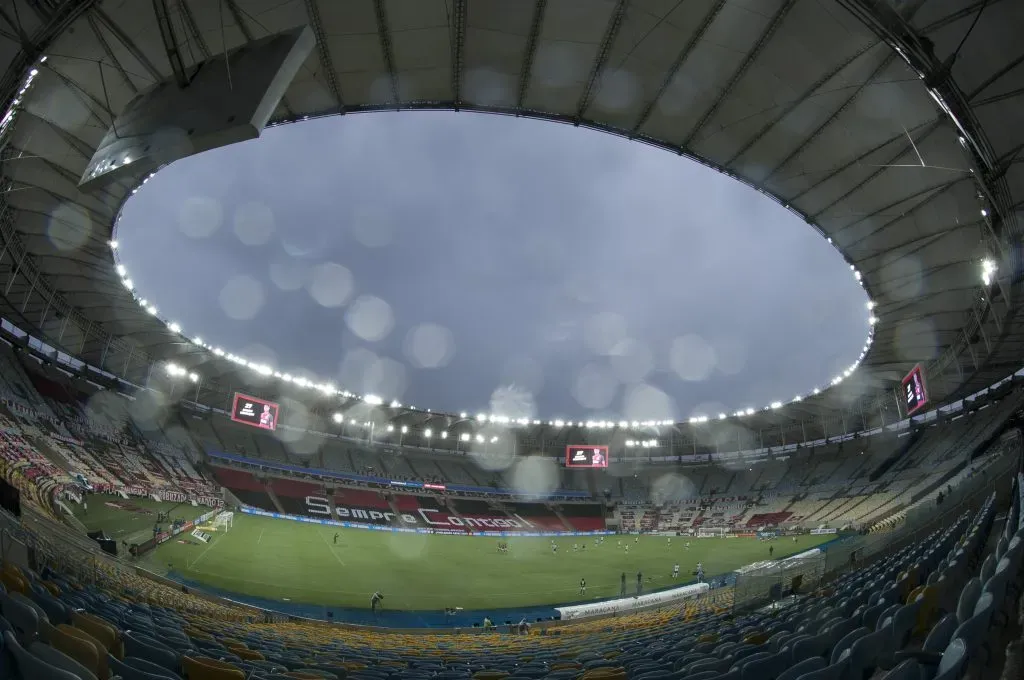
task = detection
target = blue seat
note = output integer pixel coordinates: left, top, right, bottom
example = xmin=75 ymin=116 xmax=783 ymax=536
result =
xmin=933 ymin=639 xmax=968 ymax=680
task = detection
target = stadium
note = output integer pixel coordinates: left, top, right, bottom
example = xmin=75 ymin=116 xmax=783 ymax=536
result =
xmin=0 ymin=1 xmax=1023 ymax=679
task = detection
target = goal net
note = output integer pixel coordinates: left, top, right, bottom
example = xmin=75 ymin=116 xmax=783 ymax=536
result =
xmin=212 ymin=511 xmax=234 ymax=532
xmin=696 ymin=527 xmax=726 ymax=538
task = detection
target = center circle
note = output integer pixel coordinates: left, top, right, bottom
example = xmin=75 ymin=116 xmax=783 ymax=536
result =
xmin=115 ymin=112 xmax=869 ymax=420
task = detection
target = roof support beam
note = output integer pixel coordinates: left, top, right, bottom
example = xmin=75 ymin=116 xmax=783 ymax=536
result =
xmin=152 ymin=0 xmax=191 ymax=88
xmin=92 ymin=6 xmax=164 ymax=84
xmin=762 ymin=53 xmax=897 ymax=184
xmin=631 ymin=0 xmax=724 ymax=135
xmin=725 ymin=42 xmax=877 ymax=166
xmin=679 ymin=0 xmax=795 ymax=149
xmin=85 ymin=13 xmax=138 ymax=95
xmin=809 ymin=121 xmax=946 ymax=220
xmin=575 ymin=0 xmax=628 ymax=121
xmin=516 ymin=0 xmax=547 ymax=109
xmin=302 ymin=0 xmax=344 ymax=112
xmin=221 ymin=0 xmax=295 ymax=118
xmin=372 ymin=0 xmax=399 ymax=107
xmin=450 ymin=0 xmax=467 ymax=107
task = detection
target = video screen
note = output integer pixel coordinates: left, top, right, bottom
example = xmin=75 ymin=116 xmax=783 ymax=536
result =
xmin=902 ymin=364 xmax=929 ymax=416
xmin=565 ymin=445 xmax=609 ymax=468
xmin=231 ymin=393 xmax=280 ymax=431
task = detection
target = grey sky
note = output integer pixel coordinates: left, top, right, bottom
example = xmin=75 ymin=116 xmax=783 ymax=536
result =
xmin=116 ymin=112 xmax=869 ymax=422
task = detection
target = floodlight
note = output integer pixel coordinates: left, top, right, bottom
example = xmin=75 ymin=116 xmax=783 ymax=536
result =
xmin=188 ymin=372 xmax=199 ymax=382
xmin=364 ymin=394 xmax=383 ymax=405
xmin=332 ymin=413 xmax=343 ymax=423
xmin=386 ymin=424 xmax=394 ymax=432
xmin=401 ymin=426 xmax=408 ymax=434
xmin=440 ymin=431 xmax=448 ymax=439
xmin=460 ymin=433 xmax=470 ymax=442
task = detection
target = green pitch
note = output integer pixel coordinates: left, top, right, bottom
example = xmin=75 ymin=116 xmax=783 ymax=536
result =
xmin=71 ymin=494 xmax=210 ymax=546
xmin=139 ymin=513 xmax=832 ymax=610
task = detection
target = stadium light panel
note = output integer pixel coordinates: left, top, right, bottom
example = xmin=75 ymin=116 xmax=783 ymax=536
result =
xmin=168 ymin=322 xmax=181 ymax=333
xmin=122 ymin=278 xmax=133 ymax=290
xmin=116 ymin=264 xmax=127 ymax=276
xmin=364 ymin=394 xmax=383 ymax=405
xmin=332 ymin=413 xmax=342 ymax=423
xmin=475 ymin=434 xmax=484 ymax=443
xmin=401 ymin=426 xmax=408 ymax=434
xmin=460 ymin=433 xmax=470 ymax=441
xmin=386 ymin=425 xmax=394 ymax=432
xmin=188 ymin=372 xmax=199 ymax=382
xmin=440 ymin=431 xmax=448 ymax=438
xmin=110 ymin=240 xmax=118 ymax=249
xmin=424 ymin=429 xmax=432 ymax=437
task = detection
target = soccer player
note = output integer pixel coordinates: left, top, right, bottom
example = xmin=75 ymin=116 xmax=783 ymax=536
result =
xmin=635 ymin=536 xmax=639 ymax=543
xmin=333 ymin=533 xmax=339 ymax=544
xmin=769 ymin=545 xmax=774 ymax=558
xmin=625 ymin=544 xmax=629 ymax=554
xmin=673 ymin=563 xmax=680 ymax=579
xmin=370 ymin=591 xmax=384 ymax=614
xmin=573 ymin=543 xmax=578 ymax=553
xmin=551 ymin=543 xmax=557 ymax=554
xmin=696 ymin=562 xmax=704 ymax=582
xmin=581 ymin=543 xmax=586 ymax=552
xmin=620 ymin=572 xmax=626 ymax=597
xmin=259 ymin=403 xmax=274 ymax=429
xmin=636 ymin=571 xmax=643 ymax=596
xmin=686 ymin=541 xmax=691 ymax=549
xmin=667 ymin=537 xmax=671 ymax=546
xmin=579 ymin=577 xmax=586 ymax=596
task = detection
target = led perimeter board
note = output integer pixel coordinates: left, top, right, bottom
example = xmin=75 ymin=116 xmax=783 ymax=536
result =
xmin=565 ymin=445 xmax=609 ymax=468
xmin=902 ymin=364 xmax=929 ymax=416
xmin=231 ymin=393 xmax=280 ymax=431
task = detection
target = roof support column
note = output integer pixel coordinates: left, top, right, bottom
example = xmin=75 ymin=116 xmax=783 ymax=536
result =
xmin=58 ymin=313 xmax=69 ymax=344
xmin=19 ymin=274 xmax=34 ymax=313
xmin=974 ymin=307 xmax=991 ymax=354
xmin=122 ymin=345 xmax=133 ymax=378
xmin=99 ymin=334 xmax=113 ymax=369
xmin=4 ymin=249 xmax=25 ymax=296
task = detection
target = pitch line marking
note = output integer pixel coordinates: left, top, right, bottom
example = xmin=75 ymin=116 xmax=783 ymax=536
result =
xmin=188 ymin=535 xmax=223 ymax=570
xmin=257 ymin=529 xmax=264 ymax=545
xmin=318 ymin=530 xmax=347 ymax=567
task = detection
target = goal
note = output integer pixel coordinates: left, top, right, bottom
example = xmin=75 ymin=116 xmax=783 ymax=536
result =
xmin=696 ymin=527 xmax=726 ymax=538
xmin=212 ymin=511 xmax=234 ymax=532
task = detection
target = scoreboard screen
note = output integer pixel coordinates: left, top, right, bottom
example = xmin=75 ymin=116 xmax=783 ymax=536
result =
xmin=231 ymin=393 xmax=279 ymax=431
xmin=902 ymin=364 xmax=929 ymax=416
xmin=565 ymin=445 xmax=609 ymax=468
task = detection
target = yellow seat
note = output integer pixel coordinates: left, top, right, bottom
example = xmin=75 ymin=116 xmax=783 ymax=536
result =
xmin=50 ymin=624 xmax=101 ymax=679
xmin=58 ymin=624 xmax=109 ymax=680
xmin=182 ymin=656 xmax=245 ymax=680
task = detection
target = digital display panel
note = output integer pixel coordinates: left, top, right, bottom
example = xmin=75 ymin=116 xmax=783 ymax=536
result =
xmin=231 ymin=393 xmax=279 ymax=431
xmin=565 ymin=445 xmax=609 ymax=468
xmin=902 ymin=364 xmax=929 ymax=416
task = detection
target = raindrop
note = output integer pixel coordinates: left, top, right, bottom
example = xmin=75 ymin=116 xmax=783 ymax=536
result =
xmin=345 ymin=295 xmax=395 ymax=342
xmin=404 ymin=323 xmax=455 ymax=369
xmin=178 ymin=196 xmax=223 ymax=239
xmin=670 ymin=334 xmax=718 ymax=382
xmin=233 ymin=202 xmax=275 ymax=246
xmin=308 ymin=262 xmax=354 ymax=308
xmin=47 ymin=204 xmax=92 ymax=252
xmin=572 ymin=363 xmax=618 ymax=410
xmin=219 ymin=274 xmax=265 ymax=320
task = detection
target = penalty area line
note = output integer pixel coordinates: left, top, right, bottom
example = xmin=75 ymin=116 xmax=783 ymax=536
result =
xmin=318 ymin=530 xmax=347 ymax=567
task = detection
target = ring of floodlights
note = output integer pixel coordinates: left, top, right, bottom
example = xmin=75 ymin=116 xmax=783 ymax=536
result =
xmin=2 ymin=52 xmax=999 ymax=433
xmin=107 ymin=168 xmax=878 ymax=429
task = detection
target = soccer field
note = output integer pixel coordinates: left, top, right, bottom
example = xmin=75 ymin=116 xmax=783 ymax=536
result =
xmin=142 ymin=513 xmax=832 ymax=611
xmin=71 ymin=494 xmax=210 ymax=546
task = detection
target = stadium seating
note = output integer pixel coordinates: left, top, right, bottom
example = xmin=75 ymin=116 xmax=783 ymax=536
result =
xmin=0 ymin=459 xmax=1018 ymax=680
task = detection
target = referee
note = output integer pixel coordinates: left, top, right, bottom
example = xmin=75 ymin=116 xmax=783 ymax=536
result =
xmin=370 ymin=591 xmax=384 ymax=615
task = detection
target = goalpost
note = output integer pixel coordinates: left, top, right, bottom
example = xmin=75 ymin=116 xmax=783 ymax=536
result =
xmin=212 ymin=511 xmax=234 ymax=532
xmin=696 ymin=527 xmax=725 ymax=538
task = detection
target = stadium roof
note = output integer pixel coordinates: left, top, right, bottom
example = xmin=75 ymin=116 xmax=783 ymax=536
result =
xmin=0 ymin=0 xmax=1021 ymax=445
